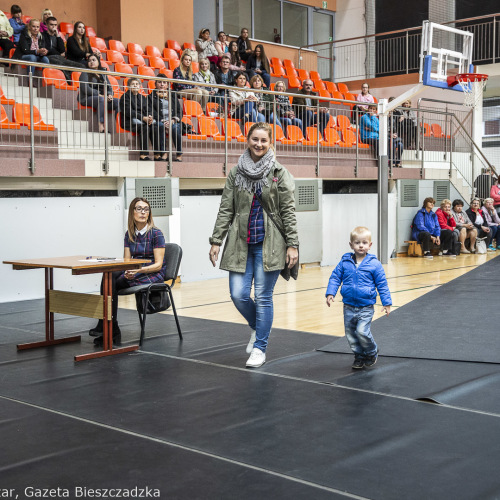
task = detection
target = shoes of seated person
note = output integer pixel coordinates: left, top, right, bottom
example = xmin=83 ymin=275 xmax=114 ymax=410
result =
xmin=94 ymin=324 xmax=122 ymax=347
xmin=89 ymin=325 xmax=103 ymax=337
xmin=442 ymin=251 xmax=456 ymax=258
xmin=488 ymin=245 xmax=496 ymax=251
xmin=246 ymin=347 xmax=266 ymax=368
xmin=352 ymin=357 xmax=365 ymax=369
xmin=461 ymin=248 xmax=470 ymax=254
xmin=423 ymin=252 xmax=433 ymax=259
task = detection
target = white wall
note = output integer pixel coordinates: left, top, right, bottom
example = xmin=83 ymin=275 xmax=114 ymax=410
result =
xmin=0 ymin=197 xmax=124 ymax=303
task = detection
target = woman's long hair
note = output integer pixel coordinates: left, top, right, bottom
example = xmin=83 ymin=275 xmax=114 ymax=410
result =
xmin=228 ymin=41 xmax=240 ymax=66
xmin=127 ymin=197 xmax=155 ymax=243
xmin=253 ymin=44 xmax=270 ymax=74
xmin=179 ymin=50 xmax=193 ymax=79
xmin=72 ymin=21 xmax=91 ymax=54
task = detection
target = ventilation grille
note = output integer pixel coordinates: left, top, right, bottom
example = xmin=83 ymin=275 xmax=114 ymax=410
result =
xmin=400 ymin=180 xmax=419 ymax=207
xmin=135 ymin=179 xmax=172 ymax=216
xmin=434 ymin=181 xmax=450 ymax=203
xmin=295 ymin=180 xmax=319 ymax=212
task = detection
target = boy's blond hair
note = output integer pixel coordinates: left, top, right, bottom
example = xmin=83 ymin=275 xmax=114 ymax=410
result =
xmin=350 ymin=226 xmax=372 ymax=242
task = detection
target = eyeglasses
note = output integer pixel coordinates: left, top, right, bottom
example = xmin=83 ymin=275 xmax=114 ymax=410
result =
xmin=134 ymin=206 xmax=150 ymax=213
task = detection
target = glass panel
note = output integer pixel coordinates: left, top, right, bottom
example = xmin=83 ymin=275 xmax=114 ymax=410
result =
xmin=254 ymin=0 xmax=281 ymax=43
xmin=223 ymin=0 xmax=251 ymax=38
xmin=194 ymin=0 xmax=217 ymax=38
xmin=283 ymin=2 xmax=307 ymax=47
xmin=313 ymin=11 xmax=333 ymax=79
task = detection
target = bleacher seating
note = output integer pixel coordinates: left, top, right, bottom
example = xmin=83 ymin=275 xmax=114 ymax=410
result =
xmin=12 ymin=104 xmax=55 ymax=131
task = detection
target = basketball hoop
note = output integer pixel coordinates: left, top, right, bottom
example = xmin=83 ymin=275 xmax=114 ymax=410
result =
xmin=447 ymin=73 xmax=488 ymax=108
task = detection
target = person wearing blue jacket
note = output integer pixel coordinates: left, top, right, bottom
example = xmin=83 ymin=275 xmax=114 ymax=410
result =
xmin=359 ymin=104 xmax=379 ymax=157
xmin=326 ymin=226 xmax=391 ymax=369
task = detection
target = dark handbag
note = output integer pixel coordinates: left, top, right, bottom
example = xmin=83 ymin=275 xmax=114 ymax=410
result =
xmin=136 ymin=288 xmax=171 ymax=315
xmin=255 ymin=192 xmax=299 ymax=281
xmin=181 ymin=122 xmax=193 ymax=134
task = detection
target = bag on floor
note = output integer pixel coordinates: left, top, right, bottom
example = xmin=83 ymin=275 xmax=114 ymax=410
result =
xmin=136 ymin=289 xmax=171 ymax=315
xmin=452 ymin=241 xmax=461 ymax=256
xmin=476 ymin=239 xmax=487 ymax=254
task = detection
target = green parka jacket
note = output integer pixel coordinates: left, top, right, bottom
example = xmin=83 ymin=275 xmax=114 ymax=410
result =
xmin=209 ymin=160 xmax=299 ymax=273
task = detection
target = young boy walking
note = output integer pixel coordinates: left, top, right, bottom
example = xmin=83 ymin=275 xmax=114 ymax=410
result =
xmin=326 ymin=227 xmax=392 ymax=369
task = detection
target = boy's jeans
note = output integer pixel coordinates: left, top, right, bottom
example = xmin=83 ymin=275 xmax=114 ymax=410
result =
xmin=229 ymin=243 xmax=280 ymax=352
xmin=343 ymin=304 xmax=378 ymax=358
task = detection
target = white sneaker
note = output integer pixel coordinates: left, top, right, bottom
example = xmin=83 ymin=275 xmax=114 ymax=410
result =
xmin=246 ymin=331 xmax=256 ymax=354
xmin=246 ymin=348 xmax=266 ymax=368
xmin=461 ymin=248 xmax=470 ymax=254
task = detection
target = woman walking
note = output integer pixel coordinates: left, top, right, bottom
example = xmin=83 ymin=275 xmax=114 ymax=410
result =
xmin=209 ymin=123 xmax=299 ymax=368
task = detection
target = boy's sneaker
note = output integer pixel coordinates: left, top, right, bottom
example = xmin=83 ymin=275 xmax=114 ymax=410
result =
xmin=352 ymin=358 xmax=365 ymax=369
xmin=488 ymin=245 xmax=496 ymax=251
xmin=246 ymin=331 xmax=256 ymax=354
xmin=246 ymin=348 xmax=266 ymax=368
xmin=423 ymin=252 xmax=433 ymax=259
xmin=365 ymin=351 xmax=378 ymax=367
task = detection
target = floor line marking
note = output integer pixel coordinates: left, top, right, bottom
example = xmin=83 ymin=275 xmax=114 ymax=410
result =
xmin=0 ymin=394 xmax=370 ymax=500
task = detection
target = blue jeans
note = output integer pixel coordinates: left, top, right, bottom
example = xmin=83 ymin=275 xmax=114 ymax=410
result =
xmin=21 ymin=54 xmax=49 ymax=75
xmin=158 ymin=121 xmax=182 ymax=155
xmin=229 ymin=243 xmax=280 ymax=352
xmin=297 ymin=109 xmax=330 ymax=135
xmin=343 ymin=304 xmax=378 ymax=359
xmin=279 ymin=116 xmax=303 ymax=134
xmin=233 ymin=101 xmax=257 ymax=122
xmin=79 ymin=94 xmax=120 ymax=123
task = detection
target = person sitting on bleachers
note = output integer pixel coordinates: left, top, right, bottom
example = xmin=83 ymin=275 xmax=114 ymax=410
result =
xmin=120 ymin=77 xmax=160 ymax=161
xmin=148 ymin=78 xmax=183 ymax=162
xmin=214 ymin=31 xmax=229 ymax=56
xmin=264 ymin=80 xmax=302 ymax=135
xmin=228 ymin=41 xmax=245 ymax=74
xmin=451 ymin=199 xmax=476 ymax=254
xmin=173 ymin=49 xmax=208 ymax=109
xmin=78 ymin=53 xmax=119 ymax=133
xmin=66 ymin=21 xmax=93 ymax=65
xmin=229 ymin=71 xmax=260 ymax=123
xmin=293 ymin=79 xmax=330 ymax=136
xmin=0 ymin=8 xmax=14 ymax=58
xmin=192 ymin=57 xmax=221 ymax=105
xmin=481 ymin=198 xmax=500 ymax=250
xmin=411 ymin=197 xmax=441 ymax=259
xmin=435 ymin=199 xmax=458 ymax=256
xmin=249 ymin=74 xmax=271 ymax=125
xmin=13 ymin=19 xmax=49 ymax=74
xmin=354 ymin=82 xmax=374 ymax=122
xmin=214 ymin=54 xmax=235 ymax=87
xmin=195 ymin=28 xmax=219 ymax=70
xmin=466 ymin=198 xmax=492 ymax=248
xmin=397 ymin=100 xmax=417 ymax=149
xmin=245 ymin=44 xmax=271 ymax=88
xmin=9 ymin=5 xmax=25 ymax=45
xmin=489 ymin=177 xmax=500 ymax=216
xmin=388 ymin=97 xmax=404 ymax=167
xmin=237 ymin=27 xmax=252 ymax=62
xmin=359 ymin=104 xmax=379 ymax=157
xmin=39 ymin=9 xmax=64 ymax=39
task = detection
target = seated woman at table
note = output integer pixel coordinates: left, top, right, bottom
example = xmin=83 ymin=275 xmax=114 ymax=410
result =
xmin=89 ymin=197 xmax=167 ymax=346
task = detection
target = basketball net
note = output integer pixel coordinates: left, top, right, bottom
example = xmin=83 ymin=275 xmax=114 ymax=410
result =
xmin=456 ymin=74 xmax=488 ymax=108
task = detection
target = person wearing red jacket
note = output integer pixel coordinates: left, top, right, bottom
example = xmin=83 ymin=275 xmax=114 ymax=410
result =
xmin=489 ymin=178 xmax=500 ymax=216
xmin=435 ymin=199 xmax=458 ymax=256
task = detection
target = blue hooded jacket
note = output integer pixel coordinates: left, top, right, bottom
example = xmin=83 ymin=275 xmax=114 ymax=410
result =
xmin=325 ymin=253 xmax=392 ymax=307
xmin=411 ymin=207 xmax=440 ymax=241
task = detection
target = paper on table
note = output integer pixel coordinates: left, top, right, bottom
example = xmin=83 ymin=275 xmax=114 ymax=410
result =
xmin=79 ymin=258 xmax=125 ymax=263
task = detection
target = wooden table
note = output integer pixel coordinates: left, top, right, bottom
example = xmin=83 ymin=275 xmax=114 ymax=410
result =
xmin=3 ymin=256 xmax=151 ymax=362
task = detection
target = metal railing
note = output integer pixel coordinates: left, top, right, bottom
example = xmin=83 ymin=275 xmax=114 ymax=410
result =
xmin=0 ymin=57 xmax=487 ymax=185
xmin=299 ymin=13 xmax=500 ymax=81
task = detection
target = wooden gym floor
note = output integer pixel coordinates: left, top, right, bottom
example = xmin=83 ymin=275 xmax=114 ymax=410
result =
xmin=119 ymin=252 xmax=498 ymax=339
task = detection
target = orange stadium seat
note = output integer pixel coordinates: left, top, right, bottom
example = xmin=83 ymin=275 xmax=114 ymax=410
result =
xmin=0 ymin=85 xmax=14 ymax=105
xmin=163 ymin=48 xmax=179 ymax=61
xmin=115 ymin=63 xmax=134 ymax=75
xmin=85 ymin=26 xmax=97 ymax=37
xmin=283 ymin=59 xmax=295 ymax=69
xmin=42 ymin=68 xmax=78 ymax=91
xmin=107 ymin=75 xmax=124 ymax=97
xmin=336 ymin=115 xmax=352 ymax=130
xmin=285 ymin=66 xmax=298 ymax=78
xmin=318 ymin=89 xmax=331 ymax=100
xmin=297 ymin=69 xmax=310 ymax=81
xmin=206 ymin=102 xmax=220 ymax=116
xmin=343 ymin=129 xmax=370 ymax=148
xmin=70 ymin=72 xmax=81 ymax=89
xmin=182 ymin=116 xmax=207 ymax=140
xmin=89 ymin=37 xmax=108 ymax=54
xmin=59 ymin=22 xmax=73 ymax=36
xmin=323 ymin=128 xmax=343 ymax=147
xmin=331 ymin=91 xmax=345 ymax=104
xmin=128 ymin=53 xmax=147 ymax=67
xmin=138 ymin=66 xmax=155 ymax=77
xmin=303 ymin=127 xmax=322 ymax=146
xmin=147 ymin=80 xmax=156 ymax=93
xmin=312 ymin=79 xmax=326 ymax=92
xmin=183 ymin=42 xmax=196 ymax=51
xmin=146 ymin=46 xmax=162 ymax=59
xmin=128 ymin=43 xmax=145 ymax=55
xmin=0 ymin=105 xmax=20 ymax=129
xmin=270 ymin=64 xmax=285 ymax=78
xmin=273 ymin=124 xmax=297 ymax=145
xmin=12 ymin=104 xmax=55 ymax=131
xmin=343 ymin=92 xmax=356 ymax=108
xmin=108 ymin=41 xmax=128 ymax=56
xmin=422 ymin=122 xmax=432 ymax=137
xmin=431 ymin=123 xmax=449 ymax=138
xmin=168 ymin=59 xmax=180 ymax=70
xmin=310 ymin=71 xmax=320 ymax=80
xmin=337 ymin=82 xmax=349 ymax=94
xmin=149 ymin=57 xmax=167 ymax=70
xmin=221 ymin=119 xmax=245 ymax=142
xmin=158 ymin=68 xmax=173 ymax=79
xmin=191 ymin=62 xmax=199 ymax=73
xmin=183 ymin=99 xmax=204 ymax=117
xmin=271 ymin=57 xmax=283 ymax=68
xmin=167 ymin=40 xmax=182 ymax=54
xmin=100 ymin=60 xmax=110 ymax=71
xmin=286 ymin=125 xmax=304 ymax=143
xmin=287 ymin=76 xmax=301 ymax=89
xmin=106 ymin=50 xmax=125 ymax=64
xmin=325 ymin=81 xmax=338 ymax=94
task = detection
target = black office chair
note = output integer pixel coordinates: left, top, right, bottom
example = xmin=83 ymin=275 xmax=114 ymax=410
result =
xmin=118 ymin=243 xmax=183 ymax=346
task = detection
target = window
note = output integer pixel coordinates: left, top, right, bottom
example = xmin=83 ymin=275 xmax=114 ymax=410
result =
xmin=223 ymin=0 xmax=251 ymax=38
xmin=254 ymin=0 xmax=281 ymax=43
xmin=283 ymin=2 xmax=307 ymax=47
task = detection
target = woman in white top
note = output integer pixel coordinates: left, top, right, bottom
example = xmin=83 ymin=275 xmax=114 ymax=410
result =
xmin=214 ymin=31 xmax=229 ymax=56
xmin=229 ymin=71 xmax=260 ymax=123
xmin=192 ymin=58 xmax=222 ymax=105
xmin=195 ymin=28 xmax=219 ymax=68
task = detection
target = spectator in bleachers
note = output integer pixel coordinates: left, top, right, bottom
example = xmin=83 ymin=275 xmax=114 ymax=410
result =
xmin=268 ymin=81 xmax=302 ymax=134
xmin=195 ymin=28 xmax=219 ymax=70
xmin=120 ymin=77 xmax=161 ymax=161
xmin=192 ymin=57 xmax=221 ymax=105
xmin=42 ymin=16 xmax=85 ymax=77
xmin=78 ymin=53 xmax=119 ymax=133
xmin=474 ymin=167 xmax=496 ymax=201
xmin=466 ymin=198 xmax=492 ymax=248
xmin=214 ymin=31 xmax=229 ymax=56
xmin=228 ymin=41 xmax=245 ymax=73
xmin=148 ymin=78 xmax=183 ymax=162
xmin=354 ymin=82 xmax=374 ymax=122
xmin=249 ymin=75 xmax=270 ymax=125
xmin=411 ymin=197 xmax=441 ymax=259
xmin=13 ymin=19 xmax=49 ymax=74
xmin=435 ymin=199 xmax=458 ymax=256
xmin=0 ymin=9 xmax=14 ymax=57
xmin=293 ymin=79 xmax=330 ymax=136
xmin=397 ymin=99 xmax=417 ymax=149
xmin=388 ymin=97 xmax=404 ymax=167
xmin=214 ymin=54 xmax=235 ymax=88
xmin=229 ymin=71 xmax=261 ymax=123
xmin=489 ymin=177 xmax=500 ymax=216
xmin=173 ymin=50 xmax=208 ymax=109
xmin=9 ymin=5 xmax=25 ymax=45
xmin=66 ymin=21 xmax=93 ymax=65
xmin=359 ymin=104 xmax=379 ymax=157
xmin=451 ymin=199 xmax=476 ymax=254
xmin=481 ymin=198 xmax=500 ymax=250
xmin=237 ymin=27 xmax=252 ymax=62
xmin=245 ymin=44 xmax=271 ymax=88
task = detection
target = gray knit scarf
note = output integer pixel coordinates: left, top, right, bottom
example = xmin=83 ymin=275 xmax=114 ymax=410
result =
xmin=234 ymin=149 xmax=275 ymax=193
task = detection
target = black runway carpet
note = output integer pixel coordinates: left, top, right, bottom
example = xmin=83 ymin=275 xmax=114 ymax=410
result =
xmin=2 ymin=256 xmax=500 ymax=499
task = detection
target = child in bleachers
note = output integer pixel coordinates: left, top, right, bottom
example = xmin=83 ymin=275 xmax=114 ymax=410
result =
xmin=9 ymin=4 xmax=25 ymax=44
